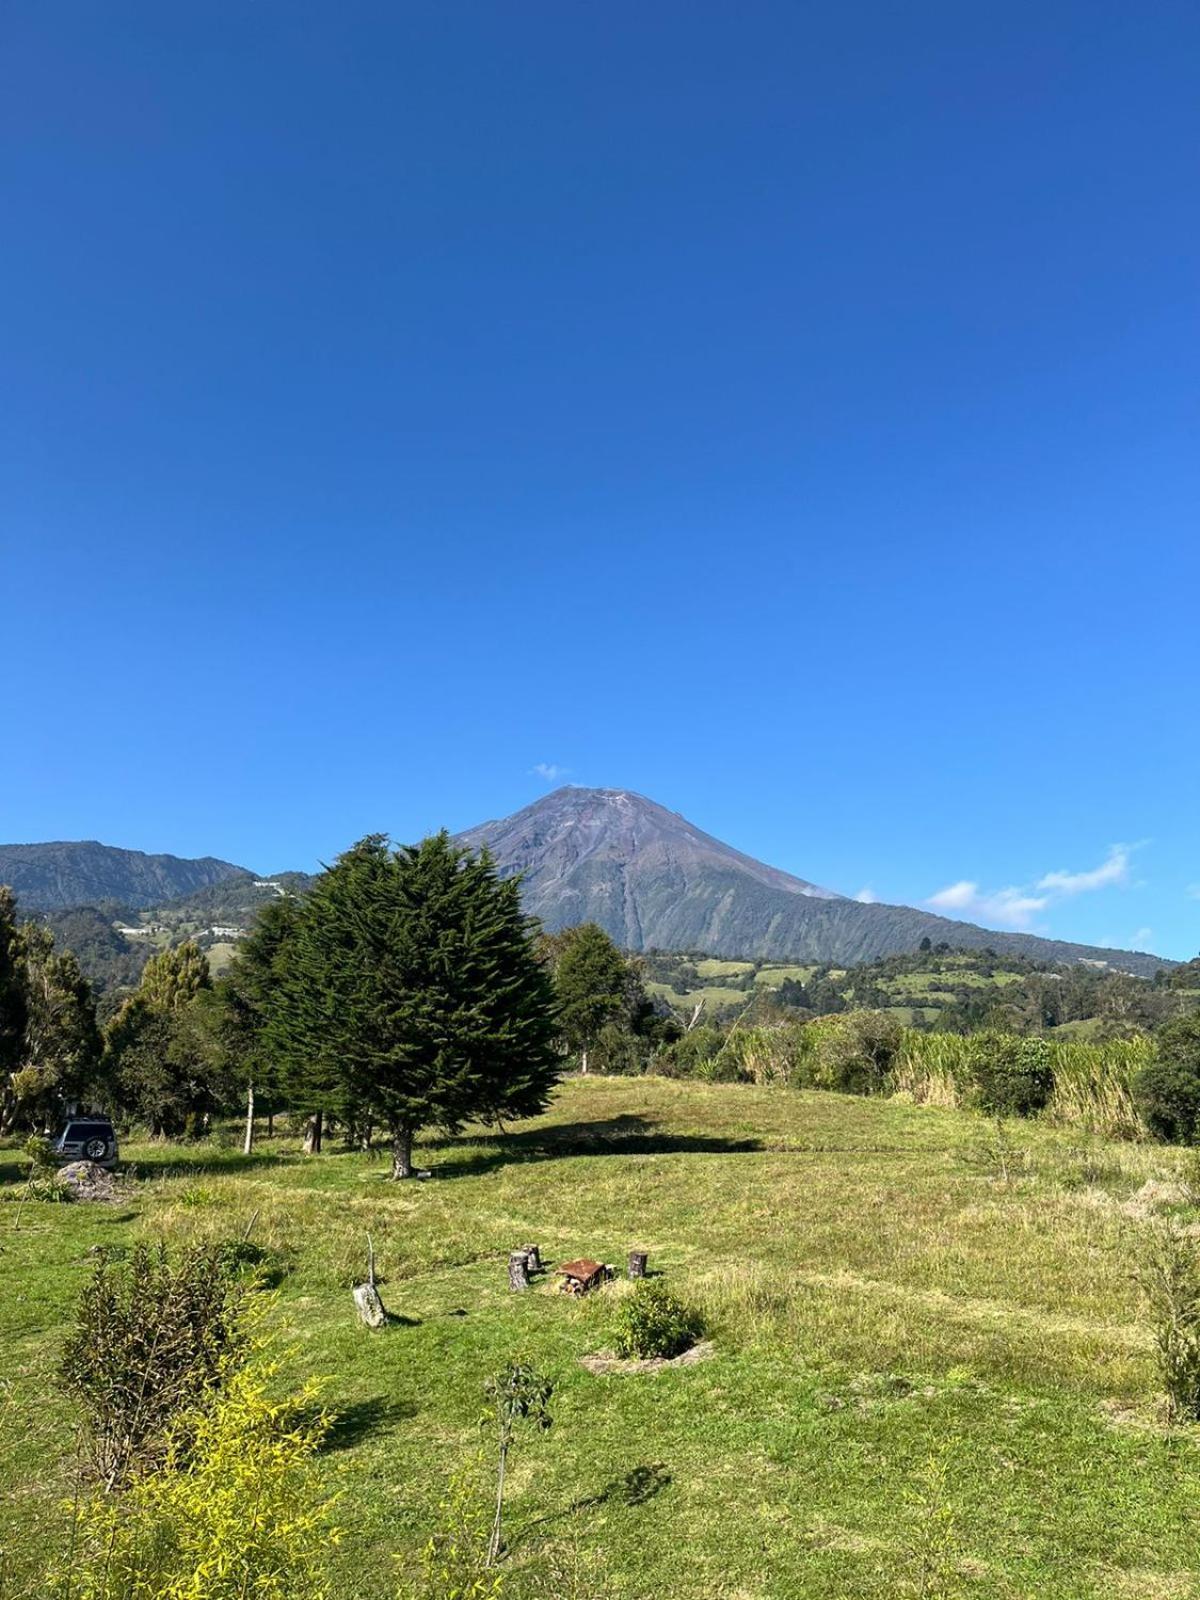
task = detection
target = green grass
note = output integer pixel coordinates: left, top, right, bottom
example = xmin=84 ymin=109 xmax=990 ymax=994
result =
xmin=3 ymin=1078 xmax=1200 ymax=1598
xmin=693 ymin=959 xmax=756 ymax=979
xmin=646 ymin=981 xmax=751 ymax=1013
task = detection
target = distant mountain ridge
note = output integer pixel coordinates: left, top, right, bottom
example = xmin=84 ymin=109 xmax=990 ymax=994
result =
xmin=0 ymin=793 xmax=1169 ymax=979
xmin=459 ymin=788 xmax=1167 ymax=978
xmin=0 ymin=841 xmax=251 ymax=912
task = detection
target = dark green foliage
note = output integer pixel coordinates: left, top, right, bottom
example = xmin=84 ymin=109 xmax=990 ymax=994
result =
xmin=0 ymin=887 xmax=29 ymax=1122
xmin=614 ymin=1279 xmax=705 ymax=1360
xmin=268 ymin=834 xmax=560 ymax=1176
xmin=8 ymin=922 xmax=102 ymax=1128
xmin=548 ymin=922 xmax=631 ymax=1068
xmin=1136 ymin=1015 xmax=1200 ymax=1144
xmin=811 ymin=1011 xmax=903 ymax=1095
xmin=968 ymin=1033 xmax=1055 ymax=1117
xmin=105 ymin=943 xmax=220 ymax=1135
xmin=59 ymin=1242 xmax=247 ymax=1487
xmin=655 ymin=1024 xmax=726 ymax=1079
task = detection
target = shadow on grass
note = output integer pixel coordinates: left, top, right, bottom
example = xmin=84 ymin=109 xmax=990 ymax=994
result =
xmin=509 ymin=1463 xmax=673 ymax=1552
xmin=430 ymin=1115 xmax=761 ymax=1179
xmin=318 ymin=1395 xmax=418 ymax=1453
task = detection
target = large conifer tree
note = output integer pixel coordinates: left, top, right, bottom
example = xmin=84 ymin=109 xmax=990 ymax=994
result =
xmin=271 ymin=834 xmax=559 ymax=1177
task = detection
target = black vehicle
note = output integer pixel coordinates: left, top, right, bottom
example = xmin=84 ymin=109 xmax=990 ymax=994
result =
xmin=52 ymin=1116 xmax=119 ymax=1169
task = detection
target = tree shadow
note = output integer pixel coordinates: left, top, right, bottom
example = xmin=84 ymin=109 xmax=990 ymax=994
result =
xmin=509 ymin=1463 xmax=673 ymax=1552
xmin=430 ymin=1115 xmax=760 ymax=1179
xmin=318 ymin=1395 xmax=418 ymax=1453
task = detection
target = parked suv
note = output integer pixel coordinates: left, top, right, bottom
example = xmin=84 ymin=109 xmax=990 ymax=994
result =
xmin=52 ymin=1116 xmax=119 ymax=1169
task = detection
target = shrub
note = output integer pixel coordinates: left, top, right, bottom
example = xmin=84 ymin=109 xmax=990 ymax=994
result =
xmin=968 ymin=1034 xmax=1055 ymax=1118
xmin=809 ymin=1011 xmax=903 ymax=1095
xmin=613 ymin=1279 xmax=704 ymax=1360
xmin=1137 ymin=1223 xmax=1200 ymax=1422
xmin=61 ymin=1362 xmax=335 ymax=1600
xmin=1136 ymin=1016 xmax=1200 ymax=1144
xmin=59 ymin=1242 xmax=248 ymax=1488
xmin=655 ymin=1025 xmax=726 ymax=1079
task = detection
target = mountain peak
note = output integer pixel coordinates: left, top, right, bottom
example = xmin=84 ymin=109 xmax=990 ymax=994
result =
xmin=459 ymin=788 xmax=1165 ymax=977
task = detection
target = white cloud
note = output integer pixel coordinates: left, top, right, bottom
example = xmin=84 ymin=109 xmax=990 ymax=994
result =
xmin=531 ymin=762 xmax=569 ymax=782
xmin=927 ymin=880 xmax=1049 ymax=930
xmin=1130 ymin=927 xmax=1154 ymax=949
xmin=1188 ymin=885 xmax=1200 ymax=901
xmin=927 ymin=844 xmax=1138 ymax=933
xmin=1036 ymin=845 xmax=1131 ymax=896
xmin=854 ymin=886 xmax=878 ymax=904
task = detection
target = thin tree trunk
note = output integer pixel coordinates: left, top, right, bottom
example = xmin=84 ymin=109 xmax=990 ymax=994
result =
xmin=303 ymin=1110 xmax=323 ymax=1155
xmin=266 ymin=1110 xmax=274 ymax=1139
xmin=391 ymin=1125 xmax=414 ymax=1180
xmin=580 ymin=1046 xmax=589 ymax=1075
xmin=242 ymin=1081 xmax=255 ymax=1157
xmin=487 ymin=1440 xmax=508 ymax=1566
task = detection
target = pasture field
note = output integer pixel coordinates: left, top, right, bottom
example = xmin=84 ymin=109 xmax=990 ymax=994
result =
xmin=4 ymin=1077 xmax=1200 ymax=1599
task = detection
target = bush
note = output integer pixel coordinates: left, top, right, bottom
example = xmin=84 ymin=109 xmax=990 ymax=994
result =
xmin=654 ymin=1026 xmax=726 ymax=1079
xmin=61 ymin=1362 xmax=335 ymax=1600
xmin=1137 ymin=1016 xmax=1200 ymax=1144
xmin=1137 ymin=1223 xmax=1200 ymax=1421
xmin=809 ymin=1011 xmax=903 ymax=1095
xmin=968 ymin=1034 xmax=1054 ymax=1117
xmin=613 ymin=1279 xmax=704 ymax=1360
xmin=60 ymin=1242 xmax=248 ymax=1487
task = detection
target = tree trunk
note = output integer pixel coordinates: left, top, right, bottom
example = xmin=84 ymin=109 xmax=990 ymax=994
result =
xmin=303 ymin=1111 xmax=323 ymax=1155
xmin=580 ymin=1045 xmax=589 ymax=1075
xmin=242 ymin=1081 xmax=255 ymax=1157
xmin=487 ymin=1441 xmax=508 ymax=1566
xmin=266 ymin=1110 xmax=274 ymax=1139
xmin=508 ymin=1250 xmax=530 ymax=1291
xmin=628 ymin=1250 xmax=648 ymax=1280
xmin=391 ymin=1125 xmax=414 ymax=1180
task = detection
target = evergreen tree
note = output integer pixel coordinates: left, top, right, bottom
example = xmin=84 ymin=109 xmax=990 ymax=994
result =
xmin=270 ymin=834 xmax=559 ymax=1178
xmin=0 ymin=888 xmax=28 ymax=1129
xmin=548 ymin=922 xmax=630 ymax=1073
xmin=217 ymin=897 xmax=300 ymax=1152
xmin=106 ymin=942 xmax=219 ymax=1136
xmin=7 ymin=923 xmax=102 ymax=1129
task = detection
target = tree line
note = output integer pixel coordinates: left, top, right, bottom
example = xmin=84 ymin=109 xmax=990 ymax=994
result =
xmin=0 ymin=833 xmax=672 ymax=1170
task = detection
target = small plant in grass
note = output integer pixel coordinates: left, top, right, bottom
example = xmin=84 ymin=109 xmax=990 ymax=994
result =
xmin=400 ymin=1451 xmax=504 ymax=1600
xmin=1136 ymin=1222 xmax=1200 ymax=1422
xmin=613 ymin=1278 xmax=704 ymax=1360
xmin=59 ymin=1241 xmax=248 ymax=1488
xmin=481 ymin=1362 xmax=553 ymax=1566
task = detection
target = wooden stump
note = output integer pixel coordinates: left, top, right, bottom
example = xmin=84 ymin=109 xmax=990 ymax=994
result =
xmin=520 ymin=1244 xmax=542 ymax=1273
xmin=508 ymin=1250 xmax=531 ymax=1291
xmin=353 ymin=1282 xmax=387 ymax=1328
xmin=628 ymin=1250 xmax=648 ymax=1280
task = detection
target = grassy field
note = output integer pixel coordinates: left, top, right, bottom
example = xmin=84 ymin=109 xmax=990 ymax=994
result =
xmin=4 ymin=1077 xmax=1200 ymax=1599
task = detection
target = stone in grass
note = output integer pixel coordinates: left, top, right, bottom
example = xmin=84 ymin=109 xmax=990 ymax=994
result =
xmin=57 ymin=1161 xmax=119 ymax=1203
xmin=353 ymin=1233 xmax=389 ymax=1328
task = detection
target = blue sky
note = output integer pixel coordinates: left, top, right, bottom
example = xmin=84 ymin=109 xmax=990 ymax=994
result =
xmin=2 ymin=2 xmax=1197 ymax=957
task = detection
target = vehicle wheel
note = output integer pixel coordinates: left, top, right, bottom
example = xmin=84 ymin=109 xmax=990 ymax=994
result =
xmin=85 ymin=1138 xmax=108 ymax=1161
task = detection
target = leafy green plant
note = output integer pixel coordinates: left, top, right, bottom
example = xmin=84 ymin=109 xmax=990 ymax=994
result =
xmin=1137 ymin=1222 xmax=1200 ymax=1422
xmin=1136 ymin=1016 xmax=1200 ymax=1144
xmin=400 ymin=1451 xmax=504 ymax=1600
xmin=59 ymin=1361 xmax=335 ymax=1600
xmin=613 ymin=1278 xmax=704 ymax=1360
xmin=481 ymin=1363 xmax=553 ymax=1566
xmin=968 ymin=1034 xmax=1054 ymax=1117
xmin=59 ymin=1242 xmax=248 ymax=1488
xmin=809 ymin=1011 xmax=903 ymax=1095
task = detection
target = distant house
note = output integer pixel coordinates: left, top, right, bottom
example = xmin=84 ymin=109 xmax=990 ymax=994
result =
xmin=208 ymin=926 xmax=243 ymax=939
xmin=116 ymin=924 xmax=162 ymax=937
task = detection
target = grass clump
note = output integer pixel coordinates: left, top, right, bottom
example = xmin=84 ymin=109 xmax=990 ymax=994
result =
xmin=613 ymin=1279 xmax=704 ymax=1360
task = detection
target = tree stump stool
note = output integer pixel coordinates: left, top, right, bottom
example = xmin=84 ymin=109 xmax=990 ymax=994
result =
xmin=628 ymin=1250 xmax=648 ymax=1280
xmin=508 ymin=1250 xmax=531 ymax=1291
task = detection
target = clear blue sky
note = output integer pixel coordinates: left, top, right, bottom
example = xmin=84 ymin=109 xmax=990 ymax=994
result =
xmin=2 ymin=2 xmax=1197 ymax=957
